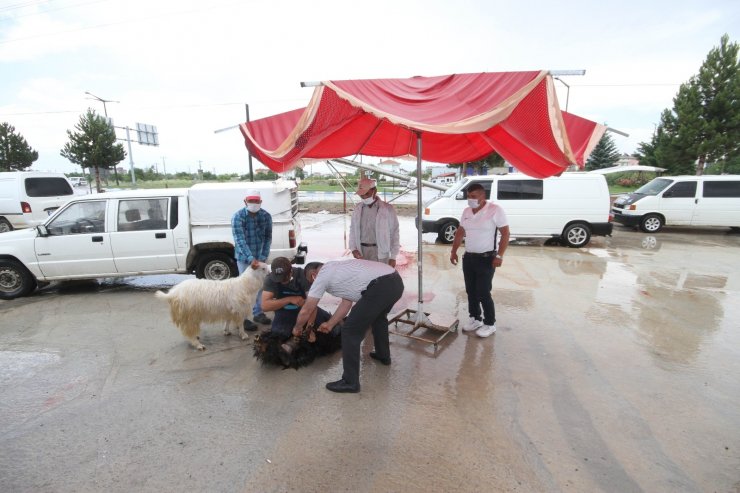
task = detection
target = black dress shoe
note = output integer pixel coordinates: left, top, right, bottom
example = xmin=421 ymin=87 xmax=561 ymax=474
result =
xmin=254 ymin=313 xmax=272 ymax=325
xmin=369 ymin=351 xmax=391 ymax=366
xmin=326 ymin=379 xmax=360 ymax=393
xmin=243 ymin=319 xmax=258 ymax=332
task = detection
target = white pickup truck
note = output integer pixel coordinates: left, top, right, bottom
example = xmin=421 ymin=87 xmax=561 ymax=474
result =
xmin=0 ymin=180 xmax=307 ymax=300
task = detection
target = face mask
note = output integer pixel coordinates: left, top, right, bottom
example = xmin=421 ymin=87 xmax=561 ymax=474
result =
xmin=467 ymin=198 xmax=480 ymax=208
xmin=246 ymin=203 xmax=261 ymax=213
xmin=362 ymin=196 xmax=375 ymax=205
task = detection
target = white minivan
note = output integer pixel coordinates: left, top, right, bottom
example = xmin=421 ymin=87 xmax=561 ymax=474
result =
xmin=420 ymin=173 xmax=613 ymax=247
xmin=0 ymin=172 xmax=74 ymax=233
xmin=612 ymin=175 xmax=740 ymax=232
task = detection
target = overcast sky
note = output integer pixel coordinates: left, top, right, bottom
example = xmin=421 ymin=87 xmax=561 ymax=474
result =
xmin=1 ymin=0 xmax=738 ymax=175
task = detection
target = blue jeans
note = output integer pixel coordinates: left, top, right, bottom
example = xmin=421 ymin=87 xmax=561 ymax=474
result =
xmin=237 ymin=260 xmax=263 ymax=317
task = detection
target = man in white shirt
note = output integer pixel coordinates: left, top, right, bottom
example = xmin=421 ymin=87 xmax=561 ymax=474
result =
xmin=349 ymin=178 xmax=400 ymax=267
xmin=449 ymin=183 xmax=510 ymax=338
xmin=291 ymin=259 xmax=405 ymax=393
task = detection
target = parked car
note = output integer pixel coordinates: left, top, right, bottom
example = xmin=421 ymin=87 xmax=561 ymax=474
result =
xmin=612 ymin=175 xmax=740 ymax=232
xmin=0 ymin=180 xmax=307 ymax=300
xmin=0 ymin=172 xmax=74 ymax=233
xmin=68 ymin=177 xmax=88 ymax=187
xmin=419 ymin=173 xmax=613 ymax=247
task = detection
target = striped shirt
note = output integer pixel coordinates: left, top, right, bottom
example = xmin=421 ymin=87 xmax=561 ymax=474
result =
xmin=231 ymin=207 xmax=272 ymax=263
xmin=307 ymin=259 xmax=395 ymax=302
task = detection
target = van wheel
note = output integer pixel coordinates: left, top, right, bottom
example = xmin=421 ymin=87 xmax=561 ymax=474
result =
xmin=437 ymin=222 xmax=458 ymax=244
xmin=0 ymin=259 xmax=36 ymax=300
xmin=0 ymin=218 xmax=13 ymax=233
xmin=562 ymin=223 xmax=591 ymax=248
xmin=196 ymin=253 xmax=237 ymax=280
xmin=640 ymin=214 xmax=664 ymax=233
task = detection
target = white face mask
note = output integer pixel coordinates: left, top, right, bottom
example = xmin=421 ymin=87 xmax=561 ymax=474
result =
xmin=246 ymin=203 xmax=261 ymax=213
xmin=467 ymin=198 xmax=480 ymax=208
xmin=362 ymin=196 xmax=375 ymax=205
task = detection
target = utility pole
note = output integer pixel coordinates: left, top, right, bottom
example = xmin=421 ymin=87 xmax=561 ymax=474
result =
xmin=162 ymin=157 xmax=167 ymax=187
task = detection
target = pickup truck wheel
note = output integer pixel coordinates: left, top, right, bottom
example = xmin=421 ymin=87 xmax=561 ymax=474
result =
xmin=0 ymin=218 xmax=12 ymax=233
xmin=196 ymin=253 xmax=237 ymax=280
xmin=640 ymin=214 xmax=664 ymax=233
xmin=562 ymin=223 xmax=591 ymax=248
xmin=0 ymin=259 xmax=36 ymax=300
xmin=437 ymin=222 xmax=458 ymax=244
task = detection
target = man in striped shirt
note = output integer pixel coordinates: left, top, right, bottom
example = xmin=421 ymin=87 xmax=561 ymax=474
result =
xmin=291 ymin=259 xmax=405 ymax=393
xmin=232 ymin=190 xmax=273 ymax=329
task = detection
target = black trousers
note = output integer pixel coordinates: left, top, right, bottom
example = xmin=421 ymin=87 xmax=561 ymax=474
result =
xmin=462 ymin=254 xmax=496 ymax=326
xmin=341 ymin=271 xmax=404 ymax=385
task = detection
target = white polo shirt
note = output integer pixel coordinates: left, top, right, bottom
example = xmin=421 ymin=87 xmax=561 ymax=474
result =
xmin=460 ymin=201 xmax=508 ymax=253
xmin=307 ymin=259 xmax=395 ymax=302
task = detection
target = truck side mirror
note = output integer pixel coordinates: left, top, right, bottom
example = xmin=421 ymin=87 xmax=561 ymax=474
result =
xmin=36 ymin=225 xmax=49 ymax=237
xmin=455 ymin=191 xmax=465 ymax=200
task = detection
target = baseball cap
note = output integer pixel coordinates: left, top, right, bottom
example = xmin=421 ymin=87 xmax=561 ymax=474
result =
xmin=270 ymin=257 xmax=292 ymax=282
xmin=245 ymin=189 xmax=261 ymax=201
xmin=357 ymin=178 xmax=376 ymax=195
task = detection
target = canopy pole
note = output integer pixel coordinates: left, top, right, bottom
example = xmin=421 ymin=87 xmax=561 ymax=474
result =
xmin=414 ymin=131 xmax=428 ymax=327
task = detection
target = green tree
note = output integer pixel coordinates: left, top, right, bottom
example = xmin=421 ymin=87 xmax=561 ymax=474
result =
xmin=294 ymin=167 xmax=305 ymax=179
xmin=60 ymin=109 xmax=125 ymax=192
xmin=0 ymin=122 xmax=39 ymax=171
xmin=585 ymin=133 xmax=621 ymax=170
xmin=637 ymin=34 xmax=739 ymax=175
xmin=451 ymin=151 xmax=505 ymax=175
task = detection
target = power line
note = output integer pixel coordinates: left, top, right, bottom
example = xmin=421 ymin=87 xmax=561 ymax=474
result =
xmin=0 ymin=0 xmax=48 ymax=14
xmin=569 ymin=83 xmax=682 ymax=87
xmin=0 ymin=0 xmax=112 ymax=24
xmin=0 ymin=97 xmax=307 ymax=116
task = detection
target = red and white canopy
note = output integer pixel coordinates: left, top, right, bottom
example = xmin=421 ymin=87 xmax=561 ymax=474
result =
xmin=240 ymin=71 xmax=606 ymax=178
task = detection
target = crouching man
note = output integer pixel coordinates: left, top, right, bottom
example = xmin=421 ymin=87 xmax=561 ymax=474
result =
xmin=252 ymin=258 xmax=339 ymax=368
xmin=291 ymin=259 xmax=404 ymax=393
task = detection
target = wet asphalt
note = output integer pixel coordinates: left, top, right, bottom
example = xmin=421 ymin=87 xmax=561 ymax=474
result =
xmin=1 ymin=213 xmax=739 ymax=492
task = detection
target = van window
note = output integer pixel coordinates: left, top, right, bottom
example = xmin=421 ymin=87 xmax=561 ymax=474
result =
xmin=497 ymin=180 xmax=543 ymax=200
xmin=663 ymin=181 xmax=696 ymax=198
xmin=24 ymin=178 xmax=74 ymax=197
xmin=703 ymin=181 xmax=740 ymax=198
xmin=117 ymin=198 xmax=169 ymax=231
xmin=635 ymin=178 xmax=672 ymax=195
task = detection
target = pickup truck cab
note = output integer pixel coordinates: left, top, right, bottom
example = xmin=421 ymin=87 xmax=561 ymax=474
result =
xmin=0 ymin=180 xmax=307 ymax=300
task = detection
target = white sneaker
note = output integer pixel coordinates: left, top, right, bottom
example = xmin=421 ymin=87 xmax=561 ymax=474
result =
xmin=462 ymin=317 xmax=483 ymax=332
xmin=476 ymin=324 xmax=497 ymax=338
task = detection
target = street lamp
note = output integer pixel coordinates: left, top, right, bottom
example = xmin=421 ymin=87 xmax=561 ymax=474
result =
xmin=84 ymin=91 xmax=119 ymax=117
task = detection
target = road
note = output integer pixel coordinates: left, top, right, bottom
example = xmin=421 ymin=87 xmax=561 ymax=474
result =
xmin=1 ymin=215 xmax=739 ymax=492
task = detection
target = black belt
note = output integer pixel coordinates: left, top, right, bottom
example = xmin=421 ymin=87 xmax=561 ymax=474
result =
xmin=464 ymin=251 xmax=495 ymax=258
xmin=360 ymin=243 xmax=377 ymax=247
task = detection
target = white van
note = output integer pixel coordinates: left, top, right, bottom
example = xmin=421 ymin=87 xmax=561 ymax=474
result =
xmin=420 ymin=173 xmax=613 ymax=247
xmin=612 ymin=175 xmax=740 ymax=232
xmin=0 ymin=172 xmax=74 ymax=233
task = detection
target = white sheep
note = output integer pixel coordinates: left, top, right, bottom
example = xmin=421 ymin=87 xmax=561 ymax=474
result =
xmin=155 ymin=263 xmax=269 ymax=350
